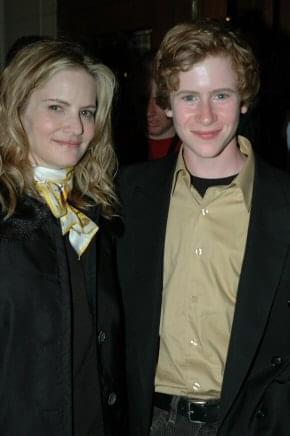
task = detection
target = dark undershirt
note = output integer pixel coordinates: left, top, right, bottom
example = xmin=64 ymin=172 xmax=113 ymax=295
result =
xmin=190 ymin=174 xmax=238 ymax=197
xmin=65 ymin=237 xmax=100 ymax=436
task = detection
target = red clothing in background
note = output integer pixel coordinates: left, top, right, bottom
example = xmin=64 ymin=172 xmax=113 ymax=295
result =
xmin=148 ymin=136 xmax=181 ymax=160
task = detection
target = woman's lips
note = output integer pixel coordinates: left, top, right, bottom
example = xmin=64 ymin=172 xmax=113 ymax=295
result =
xmin=53 ymin=139 xmax=81 ymax=147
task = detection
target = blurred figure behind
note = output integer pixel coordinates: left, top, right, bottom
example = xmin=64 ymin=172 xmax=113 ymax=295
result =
xmin=147 ymin=79 xmax=180 ymax=159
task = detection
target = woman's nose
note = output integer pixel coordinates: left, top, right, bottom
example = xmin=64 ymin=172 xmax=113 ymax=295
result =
xmin=65 ymin=113 xmax=84 ymax=135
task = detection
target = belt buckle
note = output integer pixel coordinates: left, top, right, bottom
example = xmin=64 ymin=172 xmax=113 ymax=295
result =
xmin=187 ymin=400 xmax=206 ymax=423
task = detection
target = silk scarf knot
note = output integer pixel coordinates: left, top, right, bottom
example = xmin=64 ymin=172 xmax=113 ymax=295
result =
xmin=34 ymin=166 xmax=98 ymax=257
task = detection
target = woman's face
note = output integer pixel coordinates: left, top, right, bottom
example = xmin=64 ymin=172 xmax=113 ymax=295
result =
xmin=21 ymin=68 xmax=97 ymax=169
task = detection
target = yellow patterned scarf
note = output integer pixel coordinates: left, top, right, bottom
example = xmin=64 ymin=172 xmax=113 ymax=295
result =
xmin=34 ymin=166 xmax=99 ymax=257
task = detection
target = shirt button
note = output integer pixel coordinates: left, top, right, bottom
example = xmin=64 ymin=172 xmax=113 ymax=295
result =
xmin=201 ymin=208 xmax=209 ymax=216
xmin=97 ymin=330 xmax=107 ymax=344
xmin=193 ymin=248 xmax=203 ymax=256
xmin=192 ymin=382 xmax=200 ymax=392
xmin=108 ymin=392 xmax=117 ymax=406
xmin=190 ymin=339 xmax=198 ymax=346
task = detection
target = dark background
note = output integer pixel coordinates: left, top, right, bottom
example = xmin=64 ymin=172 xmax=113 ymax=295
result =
xmin=52 ymin=1 xmax=290 ymax=167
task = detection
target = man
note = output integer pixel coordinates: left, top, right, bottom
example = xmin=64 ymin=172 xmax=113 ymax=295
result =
xmin=147 ymin=79 xmax=180 ymax=159
xmin=117 ymin=21 xmax=290 ymax=436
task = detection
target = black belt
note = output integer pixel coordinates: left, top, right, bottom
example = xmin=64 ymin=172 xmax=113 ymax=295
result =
xmin=154 ymin=393 xmax=220 ymax=423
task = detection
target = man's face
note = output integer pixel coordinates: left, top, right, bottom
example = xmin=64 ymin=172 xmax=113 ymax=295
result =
xmin=166 ymin=55 xmax=247 ymax=172
xmin=147 ymin=81 xmax=175 ymax=139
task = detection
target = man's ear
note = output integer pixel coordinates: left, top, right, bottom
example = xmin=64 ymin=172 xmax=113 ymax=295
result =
xmin=165 ymin=108 xmax=173 ymax=118
xmin=241 ymin=104 xmax=248 ymax=114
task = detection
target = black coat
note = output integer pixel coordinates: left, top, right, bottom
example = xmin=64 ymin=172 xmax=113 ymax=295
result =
xmin=0 ymin=195 xmax=126 ymax=436
xmin=116 ymin=152 xmax=290 ymax=436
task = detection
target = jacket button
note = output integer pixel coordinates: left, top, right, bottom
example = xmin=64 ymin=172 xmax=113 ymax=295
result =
xmin=271 ymin=356 xmax=283 ymax=367
xmin=108 ymin=392 xmax=117 ymax=406
xmin=97 ymin=330 xmax=107 ymax=344
xmin=256 ymin=409 xmax=265 ymax=419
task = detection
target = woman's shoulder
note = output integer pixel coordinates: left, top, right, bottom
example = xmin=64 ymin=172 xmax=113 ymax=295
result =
xmin=0 ymin=196 xmax=50 ymax=240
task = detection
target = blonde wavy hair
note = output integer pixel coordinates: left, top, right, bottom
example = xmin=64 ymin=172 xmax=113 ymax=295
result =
xmin=155 ymin=21 xmax=260 ymax=110
xmin=0 ymin=39 xmax=117 ymax=218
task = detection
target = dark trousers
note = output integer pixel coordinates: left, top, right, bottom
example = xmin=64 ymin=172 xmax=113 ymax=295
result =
xmin=150 ymin=396 xmax=218 ymax=436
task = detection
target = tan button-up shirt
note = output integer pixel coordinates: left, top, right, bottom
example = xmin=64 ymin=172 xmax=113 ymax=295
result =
xmin=155 ymin=136 xmax=255 ymax=399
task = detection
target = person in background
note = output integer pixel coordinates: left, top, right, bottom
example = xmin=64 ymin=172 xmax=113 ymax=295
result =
xmin=0 ymin=39 xmax=126 ymax=435
xmin=117 ymin=21 xmax=290 ymax=436
xmin=143 ymin=51 xmax=180 ymax=160
xmin=147 ymin=77 xmax=180 ymax=160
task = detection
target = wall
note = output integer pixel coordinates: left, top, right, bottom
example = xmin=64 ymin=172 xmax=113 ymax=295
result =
xmin=0 ymin=0 xmax=57 ymax=67
xmin=57 ymin=0 xmax=193 ymax=49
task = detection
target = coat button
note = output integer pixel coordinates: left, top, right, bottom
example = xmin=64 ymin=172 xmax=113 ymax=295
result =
xmin=108 ymin=392 xmax=117 ymax=406
xmin=256 ymin=409 xmax=265 ymax=419
xmin=97 ymin=330 xmax=107 ymax=344
xmin=271 ymin=356 xmax=283 ymax=367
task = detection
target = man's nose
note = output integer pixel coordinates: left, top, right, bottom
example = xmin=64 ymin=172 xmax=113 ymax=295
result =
xmin=196 ymin=99 xmax=216 ymax=125
xmin=147 ymin=97 xmax=158 ymax=117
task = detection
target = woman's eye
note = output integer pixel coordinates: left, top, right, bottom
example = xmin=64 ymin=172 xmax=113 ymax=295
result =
xmin=49 ymin=104 xmax=62 ymax=111
xmin=81 ymin=110 xmax=95 ymax=119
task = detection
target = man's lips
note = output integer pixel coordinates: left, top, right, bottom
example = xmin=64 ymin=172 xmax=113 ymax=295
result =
xmin=148 ymin=120 xmax=160 ymax=127
xmin=192 ymin=130 xmax=221 ymax=140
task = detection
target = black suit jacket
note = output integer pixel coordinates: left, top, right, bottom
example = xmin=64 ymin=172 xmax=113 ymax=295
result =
xmin=117 ymin=152 xmax=290 ymax=436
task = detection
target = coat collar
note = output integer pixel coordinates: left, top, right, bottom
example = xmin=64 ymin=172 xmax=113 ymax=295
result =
xmin=0 ymin=195 xmax=101 ymax=241
xmin=0 ymin=196 xmax=50 ymax=240
xmin=127 ymin=150 xmax=178 ymax=196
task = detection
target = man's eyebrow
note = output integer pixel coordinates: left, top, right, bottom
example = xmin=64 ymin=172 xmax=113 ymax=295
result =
xmin=211 ymin=88 xmax=237 ymax=93
xmin=174 ymin=88 xmax=237 ymax=95
xmin=174 ymin=90 xmax=198 ymax=95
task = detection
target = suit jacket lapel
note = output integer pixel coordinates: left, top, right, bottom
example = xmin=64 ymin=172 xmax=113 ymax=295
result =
xmin=121 ymin=153 xmax=177 ymax=388
xmin=220 ymin=160 xmax=290 ymax=421
xmin=125 ymin=152 xmax=177 ymax=281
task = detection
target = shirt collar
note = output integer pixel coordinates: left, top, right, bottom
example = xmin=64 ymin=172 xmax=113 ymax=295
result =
xmin=171 ymin=135 xmax=255 ymax=212
xmin=232 ymin=135 xmax=255 ymax=211
xmin=171 ymin=146 xmax=191 ymax=194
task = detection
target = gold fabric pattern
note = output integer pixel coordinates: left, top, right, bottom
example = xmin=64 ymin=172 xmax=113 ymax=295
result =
xmin=34 ymin=167 xmax=98 ymax=257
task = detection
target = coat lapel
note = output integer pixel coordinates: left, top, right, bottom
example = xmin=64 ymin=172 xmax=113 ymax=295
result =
xmin=220 ymin=160 xmax=290 ymax=421
xmin=119 ymin=153 xmax=177 ymax=392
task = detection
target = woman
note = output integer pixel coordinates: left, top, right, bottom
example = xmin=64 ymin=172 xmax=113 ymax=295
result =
xmin=0 ymin=40 xmax=126 ymax=435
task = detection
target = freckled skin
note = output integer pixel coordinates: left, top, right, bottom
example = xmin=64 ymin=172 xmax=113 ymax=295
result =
xmin=166 ymin=56 xmax=248 ymax=178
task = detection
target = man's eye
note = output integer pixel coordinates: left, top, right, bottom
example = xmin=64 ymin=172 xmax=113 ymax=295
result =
xmin=214 ymin=93 xmax=229 ymax=100
xmin=182 ymin=95 xmax=196 ymax=102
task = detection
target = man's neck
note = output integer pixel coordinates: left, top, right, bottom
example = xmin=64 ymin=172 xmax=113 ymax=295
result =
xmin=183 ymin=142 xmax=246 ymax=179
